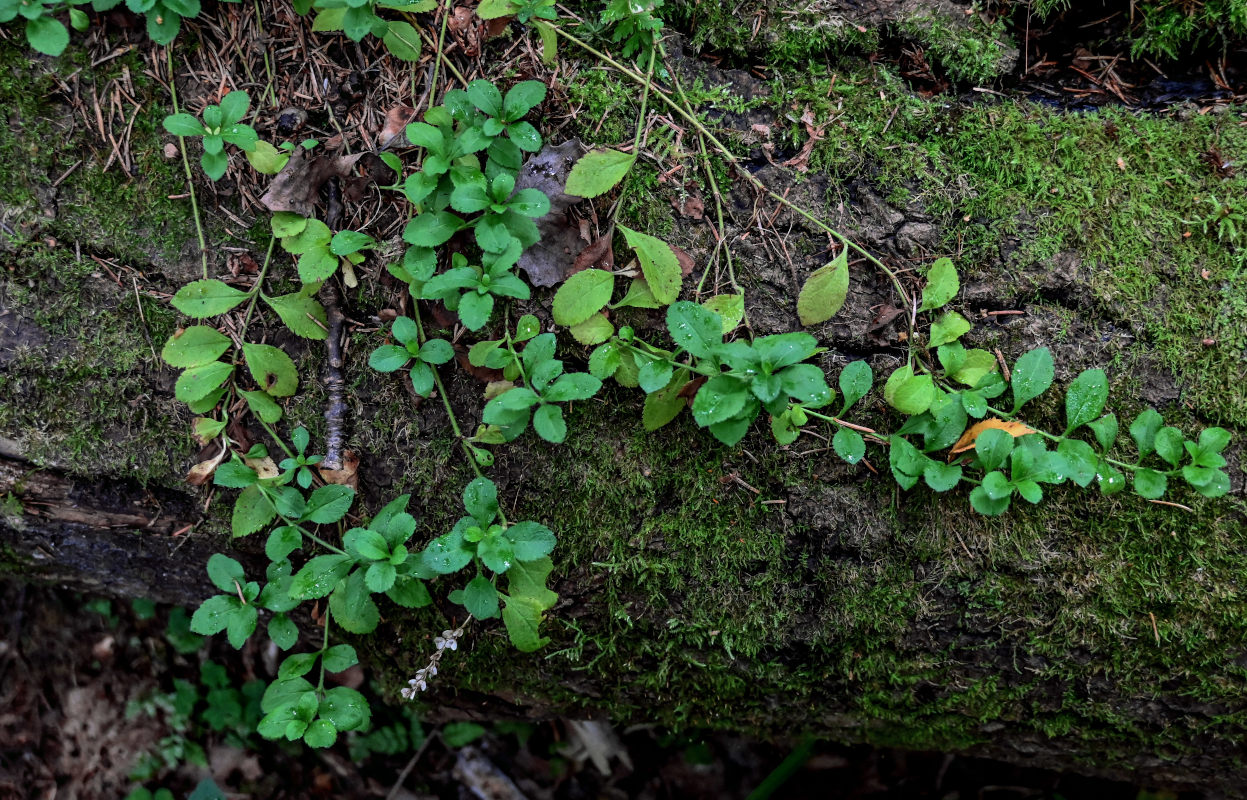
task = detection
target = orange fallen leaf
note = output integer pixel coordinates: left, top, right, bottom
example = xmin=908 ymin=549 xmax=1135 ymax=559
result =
xmin=950 ymin=418 xmax=1038 ymax=455
xmin=318 ymin=450 xmax=359 ymax=490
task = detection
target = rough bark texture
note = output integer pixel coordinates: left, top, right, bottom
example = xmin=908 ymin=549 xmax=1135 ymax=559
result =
xmin=2 ymin=1 xmax=1247 ymax=796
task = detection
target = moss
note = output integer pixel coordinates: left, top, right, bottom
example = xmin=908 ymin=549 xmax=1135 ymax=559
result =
xmin=1022 ymin=0 xmax=1247 ymax=61
xmin=896 ymin=10 xmax=1015 ymax=85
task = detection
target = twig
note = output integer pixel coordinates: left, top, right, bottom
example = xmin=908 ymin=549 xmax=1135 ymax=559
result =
xmin=165 ymin=47 xmax=209 ymax=279
xmin=322 ymin=282 xmax=348 ymax=471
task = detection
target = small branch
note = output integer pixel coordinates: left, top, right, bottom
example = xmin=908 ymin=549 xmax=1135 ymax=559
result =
xmin=322 ymin=282 xmax=348 ymax=471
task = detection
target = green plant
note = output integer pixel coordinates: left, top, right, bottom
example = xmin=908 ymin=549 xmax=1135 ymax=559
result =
xmin=298 ymin=0 xmax=430 ymax=59
xmin=368 ymin=317 xmax=455 ymax=396
xmin=162 ymin=90 xmax=259 ymax=181
xmin=0 ymin=0 xmax=89 ymax=55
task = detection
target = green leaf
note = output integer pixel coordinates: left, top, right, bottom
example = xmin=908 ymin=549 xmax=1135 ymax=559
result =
xmin=225 ymin=603 xmax=258 ymax=649
xmin=190 ymin=595 xmax=236 ymax=636
xmin=832 ymin=427 xmax=865 ymax=464
xmin=981 ymin=470 xmax=1013 ymax=500
xmin=403 ymin=211 xmax=462 ymax=247
xmin=462 ymin=575 xmax=500 ymax=619
xmin=543 ymin=373 xmax=601 ymax=402
xmin=564 ymin=149 xmax=635 ymax=198
xmin=552 ymin=269 xmax=614 ymax=327
xmin=975 ymin=428 xmax=1014 ymax=472
xmin=383 ymin=20 xmax=422 ymax=60
xmin=638 ymin=359 xmax=674 ymax=394
xmin=303 ymin=719 xmax=337 ymax=748
xmin=796 ymin=249 xmax=849 ymax=326
xmin=303 ymin=485 xmax=354 ymax=524
xmin=1010 ymin=347 xmax=1054 ymax=414
xmin=467 ymin=79 xmax=504 ymax=117
xmin=618 ymin=224 xmax=681 ymax=305
xmin=271 ymin=212 xmax=308 ymax=238
xmin=952 ymin=349 xmax=997 ymax=387
xmin=1133 ymin=468 xmax=1168 ymax=499
xmin=504 ymin=521 xmax=556 ymax=561
xmin=365 ymin=562 xmax=397 ymax=593
xmin=442 ymin=720 xmax=488 ymax=747
xmin=387 ymin=576 xmax=432 ymax=608
xmin=246 ymin=140 xmax=289 ymax=174
xmin=172 ymin=279 xmax=249 ymax=318
xmin=928 ymin=311 xmax=970 ymax=348
xmin=923 ymin=462 xmax=963 ymax=492
xmin=218 ymin=90 xmax=250 ymax=125
xmin=643 ymin=371 xmax=689 ymax=431
xmin=330 ymin=230 xmax=374 ymax=256
xmin=614 ymin=277 xmax=662 ymax=309
xmin=887 ymin=371 xmax=936 ymax=417
xmin=474 ymin=0 xmax=516 ymax=18
xmin=702 ymin=294 xmax=744 ymax=333
xmin=502 ymin=80 xmax=546 ymax=120
xmin=478 ymin=531 xmax=514 ymax=573
xmin=345 ymin=527 xmax=390 ymax=561
xmin=1199 ymin=427 xmax=1232 ymax=454
xmin=501 ymin=557 xmax=557 ymax=652
xmin=369 ymin=344 xmax=411 ymax=373
xmin=175 ymin=361 xmax=234 ymax=403
xmin=206 ymin=553 xmax=246 ymax=593
xmin=691 ymin=375 xmax=749 ymax=427
xmin=296 ymin=248 xmax=338 ymax=283
xmin=26 ymin=15 xmax=70 ymax=55
xmin=961 ymin=391 xmax=987 ymax=418
xmin=919 ymin=257 xmax=958 ymax=311
xmin=266 ymin=525 xmax=302 ymax=562
xmin=1064 ymin=368 xmax=1108 ymax=433
xmin=969 ymin=486 xmax=1010 ymax=516
xmin=268 ymin=613 xmax=298 ymax=650
xmin=463 ymin=477 xmax=499 ymax=523
xmin=263 ymin=289 xmax=328 ymax=340
xmin=1154 ymin=426 xmax=1184 ymax=466
xmin=838 ymin=360 xmax=873 ymax=413
xmin=290 ymin=554 xmax=352 ymax=600
xmin=200 ymin=149 xmax=228 ymax=181
xmin=232 ymin=484 xmax=276 ymax=538
xmin=1129 ymin=408 xmax=1163 ymax=458
xmin=532 ymin=403 xmax=567 ymax=443
xmin=160 ymin=323 xmax=231 ymax=368
xmin=568 ymin=313 xmax=614 ymax=345
xmin=242 ymin=343 xmax=298 ymax=397
xmin=163 ymin=112 xmax=206 ymax=137
xmin=214 ymin=460 xmax=258 ymax=489
xmin=320 ymin=686 xmax=369 ymax=732
xmin=666 ymin=301 xmax=723 ymax=359
xmin=328 ymin=570 xmax=380 ymax=634
xmin=1056 ymin=438 xmax=1098 ymax=487
xmin=1088 ymin=413 xmax=1118 ymax=452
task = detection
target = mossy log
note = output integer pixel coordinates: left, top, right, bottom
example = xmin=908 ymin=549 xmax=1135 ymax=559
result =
xmin=2 ymin=4 xmax=1247 ymax=796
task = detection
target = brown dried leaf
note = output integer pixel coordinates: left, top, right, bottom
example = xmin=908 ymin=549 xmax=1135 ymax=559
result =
xmin=379 ymin=105 xmax=416 ymax=150
xmin=515 ymin=139 xmax=589 ymax=286
xmin=260 ymin=149 xmax=366 ymax=217
xmin=677 ymin=375 xmax=706 ymax=403
xmin=185 ymin=443 xmax=228 ymax=486
xmin=671 ymin=244 xmax=695 ymax=276
xmin=950 ymin=418 xmax=1039 ymax=455
xmin=318 ymin=450 xmax=359 ymax=490
xmin=572 ymin=233 xmax=615 ymax=275
xmin=244 ymin=455 xmax=280 ymax=479
xmin=454 ymin=344 xmax=504 ymax=384
xmin=672 ymin=194 xmax=704 ymax=220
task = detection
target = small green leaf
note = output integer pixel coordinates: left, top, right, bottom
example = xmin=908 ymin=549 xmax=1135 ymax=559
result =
xmin=666 ymin=301 xmax=723 ymax=359
xmin=383 ymin=19 xmax=422 ymax=60
xmin=532 ymin=403 xmax=567 ymax=443
xmin=462 ymin=575 xmax=500 ymax=619
xmin=162 ymin=325 xmax=231 ymax=369
xmin=1010 ymin=347 xmax=1054 ymax=414
xmin=175 ymin=361 xmax=234 ymax=403
xmin=552 ymin=269 xmax=614 ymax=327
xmin=242 ymin=343 xmax=298 ymax=397
xmin=246 ymin=140 xmax=289 ymax=175
xmin=923 ymin=462 xmax=962 ymax=492
xmin=975 ymin=428 xmax=1014 ymax=472
xmin=642 ymin=371 xmax=688 ymax=431
xmin=303 ymin=485 xmax=354 ymax=524
xmin=1129 ymin=408 xmax=1164 ymax=458
xmin=565 ymin=149 xmax=636 ymax=198
xmin=172 ymin=279 xmax=249 ymax=318
xmin=833 ymin=427 xmax=865 ymax=464
xmin=268 ymin=613 xmax=298 ymax=650
xmin=702 ymin=293 xmax=745 ymax=333
xmin=952 ymin=349 xmax=998 ymax=387
xmin=928 ymin=311 xmax=970 ymax=347
xmin=1088 ymin=413 xmax=1118 ymax=452
xmin=1064 ymin=368 xmax=1108 ymax=433
xmin=232 ymin=484 xmax=276 ymax=538
xmin=796 ymin=249 xmax=849 ymax=326
xmin=618 ymin=224 xmax=681 ymax=305
xmin=543 ymin=373 xmax=601 ymax=402
xmin=328 ymin=570 xmax=380 ymax=634
xmin=329 ymin=230 xmax=374 ymax=256
xmin=919 ymin=257 xmax=958 ymax=311
xmin=263 ymin=289 xmax=328 ymax=341
xmin=206 ymin=553 xmax=246 ymax=594
xmin=838 ymin=360 xmax=873 ymax=413
xmin=1133 ymin=468 xmax=1168 ymax=499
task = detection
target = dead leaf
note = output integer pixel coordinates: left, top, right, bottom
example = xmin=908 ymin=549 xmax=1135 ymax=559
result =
xmin=484 ymin=380 xmax=514 ymax=400
xmin=454 ymin=344 xmax=504 ymax=383
xmin=750 ymin=123 xmax=772 ymax=137
xmin=782 ymin=106 xmax=826 ymax=173
xmin=950 ymin=418 xmax=1038 ymax=455
xmin=379 ymin=105 xmax=416 ymax=150
xmin=260 ymin=149 xmax=365 ymax=217
xmin=482 ymin=15 xmax=510 ymax=38
xmin=449 ymin=6 xmax=479 ymax=56
xmin=186 ymin=441 xmax=228 ymax=486
xmin=673 ymin=194 xmax=704 ymax=219
xmin=672 ymin=244 xmax=695 ymax=276
xmin=244 ymin=455 xmax=280 ymax=479
xmin=318 ymin=450 xmax=359 ymax=491
xmin=677 ymin=375 xmax=707 ymax=403
xmin=514 ymin=139 xmax=589 ymax=287
xmin=572 ymin=233 xmax=615 ymax=274
xmin=227 ymin=251 xmax=259 ymax=277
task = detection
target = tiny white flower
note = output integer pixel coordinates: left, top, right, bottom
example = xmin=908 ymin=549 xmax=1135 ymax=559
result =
xmin=428 ymin=664 xmax=437 ymax=677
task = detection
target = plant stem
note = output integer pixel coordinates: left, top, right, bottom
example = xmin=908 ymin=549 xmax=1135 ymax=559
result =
xmin=167 ymin=48 xmax=209 ymax=279
xmin=609 ymin=44 xmax=657 ymax=226
xmin=256 ymin=416 xmax=295 ymax=459
xmin=239 ymin=234 xmax=277 ymax=336
xmin=318 ymin=615 xmax=331 ymax=691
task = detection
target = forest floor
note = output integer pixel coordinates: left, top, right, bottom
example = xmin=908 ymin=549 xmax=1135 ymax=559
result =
xmin=1 ymin=0 xmax=1246 ymax=797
